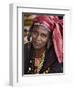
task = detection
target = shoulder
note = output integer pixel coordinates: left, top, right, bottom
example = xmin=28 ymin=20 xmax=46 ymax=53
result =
xmin=24 ymin=41 xmax=32 ymax=49
xmin=43 ymin=46 xmax=63 ymax=73
xmin=24 ymin=42 xmax=32 ymax=58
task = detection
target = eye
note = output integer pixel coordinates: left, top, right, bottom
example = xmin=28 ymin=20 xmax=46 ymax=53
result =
xmin=32 ymin=31 xmax=38 ymax=36
xmin=41 ymin=33 xmax=47 ymax=38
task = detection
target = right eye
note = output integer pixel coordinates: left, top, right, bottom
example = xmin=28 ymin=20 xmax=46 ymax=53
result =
xmin=32 ymin=31 xmax=38 ymax=36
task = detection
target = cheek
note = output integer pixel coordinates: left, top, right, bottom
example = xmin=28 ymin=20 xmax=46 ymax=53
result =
xmin=31 ymin=33 xmax=37 ymax=40
xmin=41 ymin=38 xmax=48 ymax=45
xmin=32 ymin=35 xmax=36 ymax=41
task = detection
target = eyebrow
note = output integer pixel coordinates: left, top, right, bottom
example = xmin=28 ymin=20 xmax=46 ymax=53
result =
xmin=32 ymin=29 xmax=49 ymax=37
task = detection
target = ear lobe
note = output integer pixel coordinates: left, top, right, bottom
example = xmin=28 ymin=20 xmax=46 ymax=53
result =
xmin=47 ymin=39 xmax=51 ymax=49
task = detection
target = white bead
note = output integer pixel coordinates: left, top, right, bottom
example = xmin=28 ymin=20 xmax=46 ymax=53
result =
xmin=29 ymin=67 xmax=31 ymax=71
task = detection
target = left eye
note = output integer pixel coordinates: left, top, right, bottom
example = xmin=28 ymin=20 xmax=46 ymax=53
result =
xmin=41 ymin=34 xmax=47 ymax=38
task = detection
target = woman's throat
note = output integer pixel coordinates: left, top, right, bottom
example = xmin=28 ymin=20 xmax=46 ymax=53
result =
xmin=34 ymin=48 xmax=45 ymax=73
xmin=35 ymin=47 xmax=45 ymax=58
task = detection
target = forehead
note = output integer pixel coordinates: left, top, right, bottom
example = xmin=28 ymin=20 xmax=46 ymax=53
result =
xmin=32 ymin=25 xmax=50 ymax=34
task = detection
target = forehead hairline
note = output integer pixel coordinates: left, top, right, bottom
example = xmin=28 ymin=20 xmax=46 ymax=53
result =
xmin=32 ymin=25 xmax=50 ymax=34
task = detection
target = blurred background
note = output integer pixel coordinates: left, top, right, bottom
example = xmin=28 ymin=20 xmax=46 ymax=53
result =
xmin=23 ymin=14 xmax=37 ymax=44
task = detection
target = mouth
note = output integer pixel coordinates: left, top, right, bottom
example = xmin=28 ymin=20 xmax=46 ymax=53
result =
xmin=34 ymin=41 xmax=41 ymax=45
xmin=33 ymin=41 xmax=42 ymax=48
xmin=34 ymin=43 xmax=41 ymax=47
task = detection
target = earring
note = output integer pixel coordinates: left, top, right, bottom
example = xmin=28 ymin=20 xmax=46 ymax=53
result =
xmin=47 ymin=39 xmax=51 ymax=49
xmin=47 ymin=42 xmax=50 ymax=49
xmin=30 ymin=37 xmax=32 ymax=42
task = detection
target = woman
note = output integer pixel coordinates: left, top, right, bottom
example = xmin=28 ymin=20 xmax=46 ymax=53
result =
xmin=24 ymin=15 xmax=63 ymax=74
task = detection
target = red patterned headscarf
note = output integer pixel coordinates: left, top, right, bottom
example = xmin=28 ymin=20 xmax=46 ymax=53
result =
xmin=33 ymin=15 xmax=63 ymax=64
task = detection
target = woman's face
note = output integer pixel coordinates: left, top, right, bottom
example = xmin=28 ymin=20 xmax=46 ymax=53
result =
xmin=31 ymin=25 xmax=50 ymax=50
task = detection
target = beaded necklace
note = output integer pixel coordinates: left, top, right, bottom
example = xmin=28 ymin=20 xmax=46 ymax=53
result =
xmin=34 ymin=51 xmax=45 ymax=73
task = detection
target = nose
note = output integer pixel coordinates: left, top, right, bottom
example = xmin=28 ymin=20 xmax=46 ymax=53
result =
xmin=36 ymin=35 xmax=41 ymax=41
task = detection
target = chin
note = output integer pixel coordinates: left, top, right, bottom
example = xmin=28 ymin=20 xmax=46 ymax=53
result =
xmin=33 ymin=45 xmax=41 ymax=49
xmin=34 ymin=47 xmax=41 ymax=50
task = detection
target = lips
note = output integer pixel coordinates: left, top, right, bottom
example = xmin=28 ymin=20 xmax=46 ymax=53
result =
xmin=32 ymin=40 xmax=42 ymax=49
xmin=34 ymin=42 xmax=41 ymax=46
xmin=33 ymin=42 xmax=42 ymax=48
xmin=34 ymin=44 xmax=41 ymax=47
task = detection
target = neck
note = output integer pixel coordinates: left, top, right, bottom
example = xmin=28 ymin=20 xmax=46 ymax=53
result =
xmin=35 ymin=48 xmax=45 ymax=58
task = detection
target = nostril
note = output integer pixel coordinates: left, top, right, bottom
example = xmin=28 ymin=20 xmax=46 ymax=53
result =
xmin=36 ymin=35 xmax=41 ymax=41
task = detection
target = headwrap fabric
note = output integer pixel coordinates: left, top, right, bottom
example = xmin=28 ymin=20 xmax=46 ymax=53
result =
xmin=33 ymin=15 xmax=63 ymax=64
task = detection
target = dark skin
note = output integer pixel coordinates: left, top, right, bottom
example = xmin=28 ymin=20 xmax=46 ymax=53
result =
xmin=31 ymin=25 xmax=50 ymax=58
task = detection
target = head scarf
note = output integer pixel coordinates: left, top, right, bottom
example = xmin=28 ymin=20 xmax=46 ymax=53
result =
xmin=32 ymin=15 xmax=63 ymax=64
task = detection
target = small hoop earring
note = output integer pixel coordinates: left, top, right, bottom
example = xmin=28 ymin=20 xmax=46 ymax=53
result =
xmin=47 ymin=42 xmax=50 ymax=49
xmin=47 ymin=39 xmax=52 ymax=49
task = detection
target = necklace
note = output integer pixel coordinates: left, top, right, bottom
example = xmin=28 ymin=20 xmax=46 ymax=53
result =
xmin=34 ymin=51 xmax=45 ymax=73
